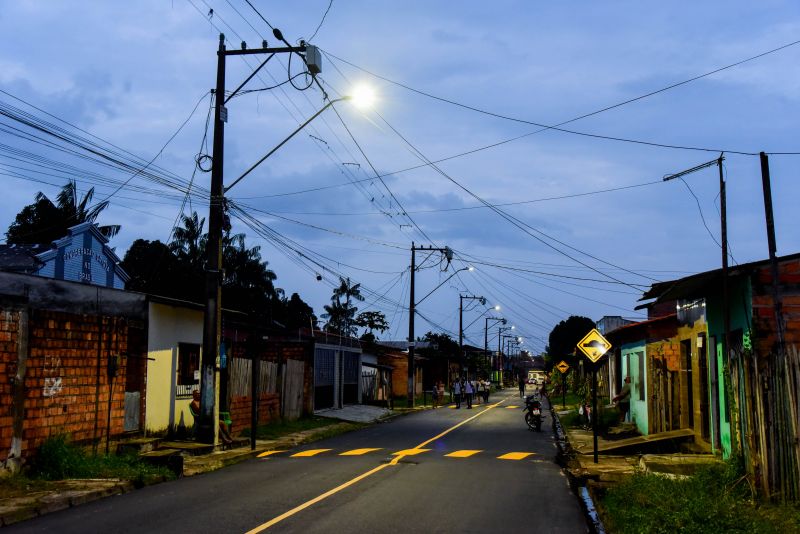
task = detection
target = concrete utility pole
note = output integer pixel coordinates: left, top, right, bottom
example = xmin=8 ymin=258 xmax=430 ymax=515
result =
xmin=199 ymin=32 xmax=310 ymax=444
xmin=408 ymin=243 xmax=453 ymax=407
xmin=458 ymin=294 xmax=484 ymax=378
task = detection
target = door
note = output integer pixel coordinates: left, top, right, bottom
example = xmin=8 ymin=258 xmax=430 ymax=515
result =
xmin=281 ymin=359 xmax=304 ymax=420
xmin=681 ymin=339 xmax=694 ymax=428
xmin=342 ymin=351 xmax=360 ymax=405
xmin=698 ymin=334 xmax=710 ymax=440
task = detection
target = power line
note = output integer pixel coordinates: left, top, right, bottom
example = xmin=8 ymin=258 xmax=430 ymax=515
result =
xmin=308 ymin=0 xmax=332 ymax=42
xmin=323 ymin=38 xmax=800 ymax=156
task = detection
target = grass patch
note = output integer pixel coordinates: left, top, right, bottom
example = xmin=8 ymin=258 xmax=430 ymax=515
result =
xmin=552 ymin=392 xmax=583 ymax=408
xmin=599 ymin=460 xmax=800 ymax=533
xmin=28 ymin=435 xmax=175 ymax=485
xmin=240 ymin=416 xmax=342 ymax=440
xmin=0 ymin=474 xmax=50 ymax=499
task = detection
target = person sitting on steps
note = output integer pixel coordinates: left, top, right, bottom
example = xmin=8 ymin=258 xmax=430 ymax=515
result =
xmin=189 ymin=389 xmax=233 ymax=448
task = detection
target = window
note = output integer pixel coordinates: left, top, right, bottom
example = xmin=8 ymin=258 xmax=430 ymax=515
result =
xmin=176 ymin=343 xmax=200 ymax=398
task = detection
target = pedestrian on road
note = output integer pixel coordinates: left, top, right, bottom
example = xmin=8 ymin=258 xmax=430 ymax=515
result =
xmin=454 ymin=378 xmax=462 ymax=408
xmin=465 ymin=378 xmax=474 ymax=409
xmin=432 ymin=382 xmax=439 ymax=408
xmin=438 ymin=381 xmax=445 ymax=406
xmin=483 ymin=379 xmax=491 ymax=403
xmin=518 ymin=376 xmax=525 ymax=398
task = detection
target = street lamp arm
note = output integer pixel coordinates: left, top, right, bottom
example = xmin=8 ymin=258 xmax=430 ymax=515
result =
xmin=225 ymin=96 xmax=350 ymax=192
xmin=415 ymin=266 xmax=469 ymax=306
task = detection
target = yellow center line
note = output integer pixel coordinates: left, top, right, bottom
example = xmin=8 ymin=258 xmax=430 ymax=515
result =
xmin=245 ymin=397 xmax=508 ymax=532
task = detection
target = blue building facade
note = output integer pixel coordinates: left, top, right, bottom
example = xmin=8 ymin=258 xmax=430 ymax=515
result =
xmin=34 ymin=223 xmax=129 ymax=289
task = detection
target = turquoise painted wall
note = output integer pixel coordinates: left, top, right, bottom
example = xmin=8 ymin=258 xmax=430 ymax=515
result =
xmin=620 ymin=340 xmax=648 ymax=435
xmin=705 ymin=276 xmax=752 ymax=459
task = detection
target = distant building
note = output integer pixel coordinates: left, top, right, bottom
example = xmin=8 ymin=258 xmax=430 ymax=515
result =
xmin=596 ymin=315 xmax=635 ymax=335
xmin=0 ymin=222 xmax=129 ymax=289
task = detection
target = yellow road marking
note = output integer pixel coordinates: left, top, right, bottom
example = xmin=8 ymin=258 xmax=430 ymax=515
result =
xmin=290 ymin=449 xmax=331 ymax=457
xmin=257 ymin=450 xmax=287 ymax=458
xmin=497 ymin=452 xmax=535 ymax=461
xmin=447 ymin=405 xmax=457 ymax=409
xmin=391 ymin=448 xmax=430 ymax=456
xmin=445 ymin=449 xmax=482 ymax=458
xmin=246 ymin=398 xmax=507 ymax=532
xmin=339 ymin=448 xmax=382 ymax=456
xmin=505 ymin=405 xmax=519 ymax=409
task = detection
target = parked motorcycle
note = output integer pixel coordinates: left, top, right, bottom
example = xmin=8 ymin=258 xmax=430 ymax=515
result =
xmin=524 ymin=394 xmax=543 ymax=431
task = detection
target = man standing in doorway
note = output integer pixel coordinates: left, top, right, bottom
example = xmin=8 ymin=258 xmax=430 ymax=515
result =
xmin=613 ymin=376 xmax=632 ymax=423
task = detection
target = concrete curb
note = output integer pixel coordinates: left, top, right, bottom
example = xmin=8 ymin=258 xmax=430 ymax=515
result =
xmin=0 ymin=481 xmax=134 ymax=527
xmin=549 ymin=403 xmax=607 ymax=534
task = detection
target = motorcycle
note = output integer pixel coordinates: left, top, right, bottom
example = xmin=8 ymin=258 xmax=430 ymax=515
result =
xmin=524 ymin=394 xmax=543 ymax=431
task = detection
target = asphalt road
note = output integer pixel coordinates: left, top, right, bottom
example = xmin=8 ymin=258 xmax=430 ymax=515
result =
xmin=10 ymin=389 xmax=587 ymax=533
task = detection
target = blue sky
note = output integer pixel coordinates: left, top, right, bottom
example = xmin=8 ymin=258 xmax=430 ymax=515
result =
xmin=2 ymin=1 xmax=799 ymax=353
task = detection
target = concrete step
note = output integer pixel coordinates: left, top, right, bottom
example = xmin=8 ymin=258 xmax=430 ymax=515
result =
xmin=139 ymin=448 xmax=183 ymax=477
xmin=117 ymin=437 xmax=162 ymax=455
xmin=157 ymin=441 xmax=215 ymax=456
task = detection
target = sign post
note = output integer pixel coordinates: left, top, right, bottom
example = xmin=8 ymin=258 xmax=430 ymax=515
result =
xmin=556 ymin=360 xmax=570 ymax=409
xmin=576 ymin=329 xmax=612 ymax=464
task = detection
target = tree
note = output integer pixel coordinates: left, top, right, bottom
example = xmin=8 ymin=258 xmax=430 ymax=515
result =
xmin=355 ymin=311 xmax=389 ymax=342
xmin=169 ymin=212 xmax=206 ymax=269
xmin=121 ymin=239 xmax=203 ymax=302
xmin=6 ymin=180 xmax=120 ymax=244
xmin=546 ymin=315 xmax=596 ymax=370
xmin=279 ymin=293 xmax=317 ymax=331
xmin=322 ymin=277 xmax=365 ymax=337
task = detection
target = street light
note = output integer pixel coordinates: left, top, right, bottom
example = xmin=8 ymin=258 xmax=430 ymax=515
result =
xmin=199 ymin=31 xmax=373 ymax=443
xmin=485 ymin=316 xmax=506 ymax=382
xmin=498 ymin=325 xmax=514 ymax=386
xmin=459 ymin=294 xmax=485 ymax=378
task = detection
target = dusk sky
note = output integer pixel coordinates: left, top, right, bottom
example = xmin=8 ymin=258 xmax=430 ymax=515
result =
xmin=2 ymin=1 xmax=799 ymax=354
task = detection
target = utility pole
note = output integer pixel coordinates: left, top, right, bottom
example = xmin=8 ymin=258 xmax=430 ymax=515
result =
xmin=408 ymin=243 xmax=416 ymax=408
xmin=759 ymin=152 xmax=786 ymax=358
xmin=408 ymin=243 xmax=452 ymax=407
xmin=663 ymin=156 xmax=727 ymax=451
xmin=458 ymin=294 xmax=485 ymax=379
xmin=485 ymin=317 xmax=505 ymax=382
xmin=199 ymin=32 xmax=310 ymax=444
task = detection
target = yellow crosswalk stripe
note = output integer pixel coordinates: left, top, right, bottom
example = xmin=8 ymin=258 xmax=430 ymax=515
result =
xmin=497 ymin=452 xmax=535 ymax=461
xmin=291 ymin=449 xmax=332 ymax=457
xmin=339 ymin=448 xmax=382 ymax=456
xmin=257 ymin=450 xmax=287 ymax=458
xmin=444 ymin=449 xmax=482 ymax=458
xmin=447 ymin=405 xmax=457 ymax=409
xmin=505 ymin=405 xmax=520 ymax=409
xmin=392 ymin=448 xmax=430 ymax=456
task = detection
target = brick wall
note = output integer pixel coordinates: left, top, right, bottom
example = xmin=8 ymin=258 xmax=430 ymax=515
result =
xmin=1 ymin=308 xmax=133 ymax=461
xmin=228 ymin=393 xmax=279 ymax=433
xmin=0 ymin=310 xmax=19 ymax=451
xmin=752 ymin=260 xmax=800 ymax=355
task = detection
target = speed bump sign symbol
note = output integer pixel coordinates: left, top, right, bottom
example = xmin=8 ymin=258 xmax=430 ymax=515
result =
xmin=556 ymin=361 xmax=570 ymax=374
xmin=577 ymin=329 xmax=612 ymax=363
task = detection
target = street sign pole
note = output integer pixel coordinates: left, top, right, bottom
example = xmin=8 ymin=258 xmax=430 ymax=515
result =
xmin=592 ymin=364 xmax=598 ymax=464
xmin=575 ymin=329 xmax=611 ymax=466
xmin=562 ymin=372 xmax=566 ymax=409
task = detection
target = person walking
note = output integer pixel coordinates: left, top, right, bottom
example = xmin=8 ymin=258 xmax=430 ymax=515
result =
xmin=464 ymin=378 xmax=474 ymax=409
xmin=432 ymin=381 xmax=440 ymax=408
xmin=454 ymin=378 xmax=462 ymax=409
xmin=518 ymin=376 xmax=525 ymax=398
xmin=437 ymin=380 xmax=445 ymax=407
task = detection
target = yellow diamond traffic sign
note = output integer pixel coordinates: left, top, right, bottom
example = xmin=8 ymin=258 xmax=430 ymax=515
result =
xmin=556 ymin=360 xmax=570 ymax=374
xmin=577 ymin=329 xmax=612 ymax=363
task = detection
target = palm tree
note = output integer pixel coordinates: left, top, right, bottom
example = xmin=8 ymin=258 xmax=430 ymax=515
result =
xmin=324 ymin=277 xmax=365 ymax=337
xmin=169 ymin=212 xmax=206 ymax=269
xmin=6 ymin=180 xmax=119 ymax=244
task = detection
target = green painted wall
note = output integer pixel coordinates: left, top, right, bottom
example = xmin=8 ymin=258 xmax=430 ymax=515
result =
xmin=621 ymin=340 xmax=648 ymax=435
xmin=705 ymin=276 xmax=752 ymax=459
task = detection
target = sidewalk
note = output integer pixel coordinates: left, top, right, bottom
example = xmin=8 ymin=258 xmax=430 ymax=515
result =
xmin=0 ymin=409 xmax=393 ymax=527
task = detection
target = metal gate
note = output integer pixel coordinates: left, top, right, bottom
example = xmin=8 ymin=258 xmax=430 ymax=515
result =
xmin=342 ymin=351 xmax=360 ymax=404
xmin=314 ymin=348 xmax=336 ymax=410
